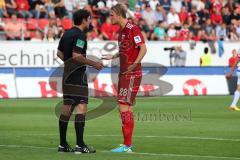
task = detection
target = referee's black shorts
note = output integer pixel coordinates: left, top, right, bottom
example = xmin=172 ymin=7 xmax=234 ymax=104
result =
xmin=62 ymin=70 xmax=88 ymax=106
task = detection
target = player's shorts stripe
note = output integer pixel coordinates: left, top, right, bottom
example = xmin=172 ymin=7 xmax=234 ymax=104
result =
xmin=127 ymin=75 xmax=135 ymax=103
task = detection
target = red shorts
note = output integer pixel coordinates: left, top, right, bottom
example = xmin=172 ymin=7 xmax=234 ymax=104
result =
xmin=118 ymin=73 xmax=142 ymax=106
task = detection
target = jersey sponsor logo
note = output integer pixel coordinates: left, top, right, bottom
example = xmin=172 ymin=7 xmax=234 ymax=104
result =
xmin=134 ymin=36 xmax=142 ymax=44
xmin=76 ymin=39 xmax=85 ymax=48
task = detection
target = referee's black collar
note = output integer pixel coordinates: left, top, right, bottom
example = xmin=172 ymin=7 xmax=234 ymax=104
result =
xmin=73 ymin=26 xmax=84 ymax=32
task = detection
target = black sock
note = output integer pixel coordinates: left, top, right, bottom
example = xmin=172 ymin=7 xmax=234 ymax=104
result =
xmin=75 ymin=114 xmax=86 ymax=147
xmin=59 ymin=114 xmax=70 ymax=146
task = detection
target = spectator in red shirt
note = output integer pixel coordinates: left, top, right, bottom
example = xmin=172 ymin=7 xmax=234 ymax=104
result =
xmin=170 ymin=31 xmax=186 ymax=41
xmin=112 ymin=24 xmax=120 ymax=40
xmin=133 ymin=5 xmax=142 ymax=21
xmin=229 ymin=49 xmax=238 ymax=67
xmin=210 ymin=10 xmax=223 ymax=25
xmin=189 ymin=7 xmax=198 ymax=23
xmin=15 ymin=0 xmax=32 ymax=18
xmin=101 ymin=16 xmax=118 ymax=40
xmin=178 ymin=6 xmax=188 ymax=24
xmin=180 ymin=23 xmax=190 ymax=40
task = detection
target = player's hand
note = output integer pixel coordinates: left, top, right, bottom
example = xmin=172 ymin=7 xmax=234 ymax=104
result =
xmin=102 ymin=54 xmax=114 ymax=60
xmin=93 ymin=62 xmax=104 ymax=70
xmin=122 ymin=64 xmax=137 ymax=74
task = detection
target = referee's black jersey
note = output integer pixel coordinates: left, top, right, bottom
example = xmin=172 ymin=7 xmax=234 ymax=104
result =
xmin=58 ymin=26 xmax=87 ymax=68
xmin=58 ymin=26 xmax=88 ymax=84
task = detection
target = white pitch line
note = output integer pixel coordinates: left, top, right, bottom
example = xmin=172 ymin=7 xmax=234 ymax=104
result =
xmin=87 ymin=135 xmax=240 ymax=142
xmin=4 ymin=133 xmax=240 ymax=142
xmin=163 ymin=136 xmax=240 ymax=142
xmin=122 ymin=152 xmax=240 ymax=160
xmin=0 ymin=144 xmax=55 ymax=150
xmin=0 ymin=144 xmax=239 ymax=160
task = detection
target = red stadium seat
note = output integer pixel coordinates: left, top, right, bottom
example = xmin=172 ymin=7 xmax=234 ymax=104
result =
xmin=2 ymin=18 xmax=11 ymax=23
xmin=56 ymin=18 xmax=62 ymax=27
xmin=38 ymin=19 xmax=49 ymax=30
xmin=17 ymin=18 xmax=25 ymax=23
xmin=27 ymin=18 xmax=38 ymax=30
xmin=61 ymin=18 xmax=73 ymax=30
xmin=29 ymin=31 xmax=36 ymax=38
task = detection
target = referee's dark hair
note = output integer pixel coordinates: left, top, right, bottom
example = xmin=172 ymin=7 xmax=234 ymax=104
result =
xmin=73 ymin=9 xmax=91 ymax=26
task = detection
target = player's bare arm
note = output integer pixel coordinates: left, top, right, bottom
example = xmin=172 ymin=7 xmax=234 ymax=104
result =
xmin=227 ymin=58 xmax=240 ymax=78
xmin=123 ymin=43 xmax=147 ymax=74
xmin=72 ymin=52 xmax=104 ymax=70
xmin=57 ymin=50 xmax=64 ymax=61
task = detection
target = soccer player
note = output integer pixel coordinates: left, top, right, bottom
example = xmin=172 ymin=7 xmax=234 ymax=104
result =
xmin=102 ymin=4 xmax=147 ymax=153
xmin=57 ymin=9 xmax=104 ymax=153
xmin=227 ymin=49 xmax=240 ymax=111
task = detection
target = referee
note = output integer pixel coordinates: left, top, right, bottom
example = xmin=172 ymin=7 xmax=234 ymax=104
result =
xmin=57 ymin=9 xmax=103 ymax=153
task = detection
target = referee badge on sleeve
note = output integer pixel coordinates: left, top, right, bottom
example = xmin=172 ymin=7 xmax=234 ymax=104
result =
xmin=134 ymin=36 xmax=142 ymax=44
xmin=76 ymin=39 xmax=85 ymax=48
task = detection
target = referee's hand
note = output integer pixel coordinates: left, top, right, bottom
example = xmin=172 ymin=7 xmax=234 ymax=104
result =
xmin=93 ymin=62 xmax=104 ymax=70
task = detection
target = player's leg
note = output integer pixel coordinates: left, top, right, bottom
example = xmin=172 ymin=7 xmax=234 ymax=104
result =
xmin=58 ymin=103 xmax=74 ymax=152
xmin=230 ymin=86 xmax=240 ymax=111
xmin=120 ymin=104 xmax=134 ymax=146
xmin=119 ymin=103 xmax=134 ymax=152
xmin=111 ymin=104 xmax=135 ymax=153
xmin=111 ymin=75 xmax=141 ymax=153
xmin=230 ymin=72 xmax=240 ymax=111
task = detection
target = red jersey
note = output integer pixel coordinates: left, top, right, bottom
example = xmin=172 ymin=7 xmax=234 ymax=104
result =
xmin=118 ymin=22 xmax=145 ymax=74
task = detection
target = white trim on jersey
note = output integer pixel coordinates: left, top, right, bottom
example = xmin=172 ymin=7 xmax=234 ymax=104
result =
xmin=127 ymin=75 xmax=135 ymax=103
xmin=126 ymin=23 xmax=134 ymax=29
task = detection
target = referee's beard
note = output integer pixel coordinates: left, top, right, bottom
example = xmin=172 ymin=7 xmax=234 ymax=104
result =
xmin=83 ymin=23 xmax=93 ymax=33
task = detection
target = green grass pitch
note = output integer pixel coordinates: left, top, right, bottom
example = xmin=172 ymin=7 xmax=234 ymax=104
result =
xmin=0 ymin=96 xmax=240 ymax=160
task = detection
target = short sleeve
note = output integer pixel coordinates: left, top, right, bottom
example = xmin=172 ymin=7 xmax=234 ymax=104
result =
xmin=72 ymin=35 xmax=86 ymax=54
xmin=57 ymin=37 xmax=64 ymax=52
xmin=132 ymin=26 xmax=145 ymax=47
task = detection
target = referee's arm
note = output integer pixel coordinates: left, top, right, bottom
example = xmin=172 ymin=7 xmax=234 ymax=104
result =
xmin=57 ymin=37 xmax=64 ymax=61
xmin=57 ymin=50 xmax=64 ymax=61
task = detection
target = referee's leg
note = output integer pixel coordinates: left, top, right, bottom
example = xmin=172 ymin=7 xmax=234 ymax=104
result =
xmin=74 ymin=103 xmax=96 ymax=153
xmin=58 ymin=104 xmax=74 ymax=152
xmin=75 ymin=103 xmax=87 ymax=147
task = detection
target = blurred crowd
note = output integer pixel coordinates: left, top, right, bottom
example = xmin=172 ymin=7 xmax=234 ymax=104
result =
xmin=0 ymin=0 xmax=240 ymax=42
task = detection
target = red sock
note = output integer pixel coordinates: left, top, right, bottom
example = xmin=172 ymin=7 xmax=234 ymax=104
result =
xmin=121 ymin=111 xmax=134 ymax=146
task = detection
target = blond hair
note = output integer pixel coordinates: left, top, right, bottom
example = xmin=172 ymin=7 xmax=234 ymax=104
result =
xmin=111 ymin=3 xmax=127 ymax=18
